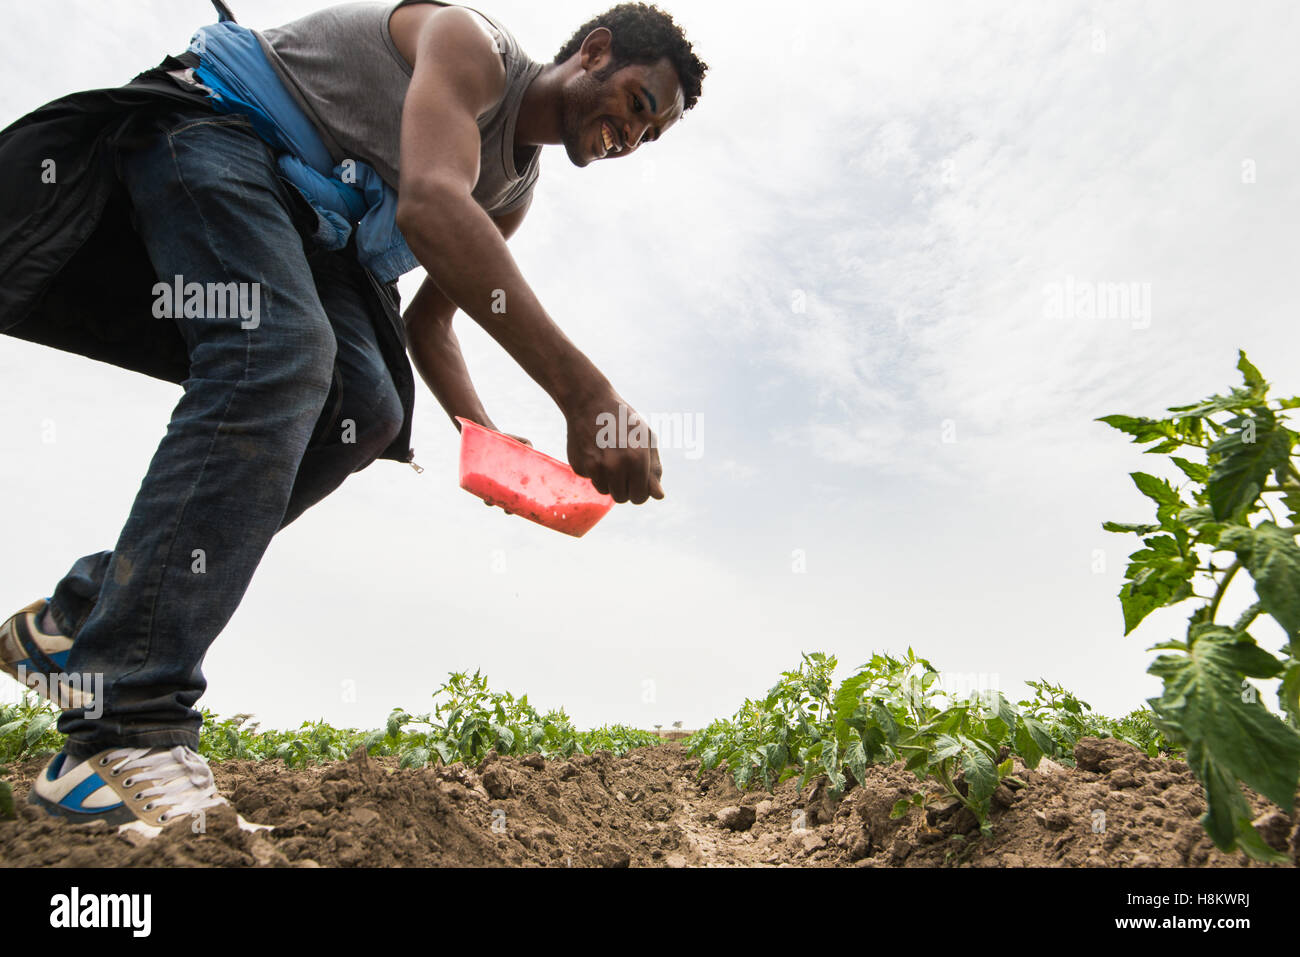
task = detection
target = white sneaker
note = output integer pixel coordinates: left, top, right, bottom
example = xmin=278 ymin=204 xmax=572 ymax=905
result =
xmin=29 ymin=745 xmax=273 ymax=837
xmin=0 ymin=598 xmax=91 ymax=709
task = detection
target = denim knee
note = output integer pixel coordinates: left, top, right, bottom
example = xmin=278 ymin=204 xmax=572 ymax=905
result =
xmin=289 ymin=323 xmax=340 ymax=399
xmin=336 ymin=375 xmax=402 ymax=464
xmin=367 ymin=379 xmax=404 ymax=452
xmin=240 ymin=319 xmax=339 ymax=418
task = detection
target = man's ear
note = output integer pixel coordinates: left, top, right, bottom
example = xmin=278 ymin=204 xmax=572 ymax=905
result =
xmin=578 ymin=27 xmax=613 ymax=73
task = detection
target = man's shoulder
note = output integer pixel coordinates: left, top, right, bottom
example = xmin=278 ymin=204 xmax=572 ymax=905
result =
xmin=404 ymin=3 xmax=507 ymax=91
xmin=436 ymin=3 xmax=535 ymax=68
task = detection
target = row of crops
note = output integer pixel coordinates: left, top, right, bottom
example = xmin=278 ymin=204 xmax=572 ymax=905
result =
xmin=0 ymin=655 xmax=1162 ymax=843
xmin=0 ymin=668 xmax=661 ymax=781
xmin=684 ymin=651 xmax=1166 ymax=836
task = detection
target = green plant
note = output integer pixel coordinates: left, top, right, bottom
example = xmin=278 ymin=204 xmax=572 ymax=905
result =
xmin=833 ymin=651 xmax=1050 ymax=836
xmin=0 ymin=692 xmax=62 ymax=764
xmin=0 ymin=692 xmax=63 ymax=820
xmin=578 ymin=724 xmax=662 ymax=755
xmin=377 ymin=669 xmax=614 ymax=768
xmin=1101 ymin=350 xmax=1300 ymax=861
xmin=197 ymin=710 xmax=379 ymax=768
xmin=1017 ymin=680 xmax=1174 ymax=759
xmin=1109 ymin=707 xmax=1174 ymax=755
xmin=688 ymin=651 xmax=1065 ymax=836
xmin=0 ymin=773 xmax=13 ymax=821
xmin=687 ymin=652 xmax=840 ymax=792
xmin=0 ymin=671 xmax=663 ymax=777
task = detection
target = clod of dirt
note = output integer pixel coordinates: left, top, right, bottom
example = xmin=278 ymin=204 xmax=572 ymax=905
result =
xmin=1252 ymin=809 xmax=1293 ymax=853
xmin=803 ymin=777 xmax=838 ymax=826
xmin=1108 ymin=769 xmax=1138 ymax=789
xmin=595 ymin=842 xmax=632 ymax=868
xmin=1075 ymin=737 xmax=1141 ymax=773
xmin=1035 ymin=808 xmax=1073 ymax=831
xmin=481 ymin=766 xmax=515 ymax=799
xmin=716 ymin=805 xmax=757 ymax=831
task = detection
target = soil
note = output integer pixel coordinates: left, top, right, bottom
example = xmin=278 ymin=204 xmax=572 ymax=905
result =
xmin=1 ymin=737 xmax=1296 ymax=867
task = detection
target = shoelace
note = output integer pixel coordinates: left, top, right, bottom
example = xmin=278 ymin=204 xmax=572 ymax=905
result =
xmin=101 ymin=746 xmax=229 ymax=823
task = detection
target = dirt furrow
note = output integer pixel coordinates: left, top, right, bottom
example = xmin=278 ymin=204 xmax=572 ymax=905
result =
xmin=1 ymin=739 xmax=1295 ymax=867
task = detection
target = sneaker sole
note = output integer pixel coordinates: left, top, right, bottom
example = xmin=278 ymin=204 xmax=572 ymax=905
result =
xmin=27 ymin=786 xmax=140 ymax=827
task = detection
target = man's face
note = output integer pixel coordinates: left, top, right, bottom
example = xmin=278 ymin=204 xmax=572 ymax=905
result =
xmin=560 ymin=30 xmax=686 ymax=168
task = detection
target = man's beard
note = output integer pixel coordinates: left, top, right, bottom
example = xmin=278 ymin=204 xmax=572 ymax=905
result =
xmin=559 ymin=67 xmax=614 ymax=167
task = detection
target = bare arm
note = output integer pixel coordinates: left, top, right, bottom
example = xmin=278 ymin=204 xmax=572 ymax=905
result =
xmin=403 ymin=200 xmax=531 ymax=435
xmin=395 ymin=7 xmax=662 ymax=503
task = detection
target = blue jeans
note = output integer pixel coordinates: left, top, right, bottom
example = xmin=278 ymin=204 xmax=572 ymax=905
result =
xmin=50 ymin=109 xmax=404 ymax=759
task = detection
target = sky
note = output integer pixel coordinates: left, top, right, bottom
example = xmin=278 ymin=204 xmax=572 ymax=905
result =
xmin=2 ymin=0 xmax=1299 ymax=735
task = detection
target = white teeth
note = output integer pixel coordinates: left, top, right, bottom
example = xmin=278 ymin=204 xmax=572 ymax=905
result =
xmin=601 ymin=125 xmax=613 ymax=151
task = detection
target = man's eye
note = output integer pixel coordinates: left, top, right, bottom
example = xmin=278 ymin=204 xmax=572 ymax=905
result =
xmin=632 ymin=96 xmax=644 ymax=112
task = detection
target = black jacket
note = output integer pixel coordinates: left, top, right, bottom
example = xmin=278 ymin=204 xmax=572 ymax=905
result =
xmin=0 ymin=51 xmax=417 ymax=467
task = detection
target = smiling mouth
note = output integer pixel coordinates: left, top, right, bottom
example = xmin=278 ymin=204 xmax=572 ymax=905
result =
xmin=600 ymin=121 xmax=618 ymax=155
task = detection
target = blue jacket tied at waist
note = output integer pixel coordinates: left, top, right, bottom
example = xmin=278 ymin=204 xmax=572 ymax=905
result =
xmin=189 ymin=21 xmax=419 ymax=285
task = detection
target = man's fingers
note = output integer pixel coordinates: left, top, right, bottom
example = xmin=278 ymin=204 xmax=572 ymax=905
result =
xmin=609 ymin=467 xmax=630 ymax=505
xmin=646 ymin=448 xmax=665 ymax=501
xmin=628 ymin=465 xmax=649 ymax=506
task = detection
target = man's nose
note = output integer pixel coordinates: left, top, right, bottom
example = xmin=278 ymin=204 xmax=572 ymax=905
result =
xmin=623 ymin=120 xmax=649 ymax=151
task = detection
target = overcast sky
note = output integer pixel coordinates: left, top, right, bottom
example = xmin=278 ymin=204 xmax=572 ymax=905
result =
xmin=3 ymin=0 xmax=1299 ymax=735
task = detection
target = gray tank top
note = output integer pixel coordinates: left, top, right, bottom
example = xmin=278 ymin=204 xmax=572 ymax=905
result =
xmin=256 ymin=0 xmax=543 ymax=216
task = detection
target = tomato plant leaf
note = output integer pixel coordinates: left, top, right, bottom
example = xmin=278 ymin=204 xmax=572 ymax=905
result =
xmin=959 ymin=742 xmax=998 ymax=805
xmin=843 ymin=739 xmax=868 ymax=788
xmin=890 ymin=793 xmax=923 ymax=820
xmin=1148 ymin=630 xmax=1299 ymax=811
xmin=1194 ymin=747 xmax=1287 ymax=862
xmin=933 ymin=734 xmax=962 ymax=761
xmin=23 ymin=711 xmax=56 ymax=749
xmin=1276 ymin=662 xmax=1300 ymax=724
xmin=1237 ymin=350 xmax=1266 ymax=392
xmin=1103 ymin=521 xmax=1161 ymax=535
xmin=1118 ymin=535 xmax=1197 ymax=633
xmin=1219 ymin=523 xmax=1300 ymax=637
xmin=1170 ymin=456 xmax=1211 ymax=484
xmin=1131 ymin=472 xmax=1184 ymax=510
xmin=1207 ymin=419 xmax=1292 ymax=520
xmin=1097 ymin=415 xmax=1175 ymax=444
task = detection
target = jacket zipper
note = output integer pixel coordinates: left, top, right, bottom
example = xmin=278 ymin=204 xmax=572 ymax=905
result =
xmin=407 ymin=449 xmax=424 ymax=474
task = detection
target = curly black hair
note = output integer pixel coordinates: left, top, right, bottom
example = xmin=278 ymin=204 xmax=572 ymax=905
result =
xmin=554 ymin=3 xmax=707 ymax=111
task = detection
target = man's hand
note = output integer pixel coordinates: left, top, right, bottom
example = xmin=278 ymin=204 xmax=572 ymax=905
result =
xmin=565 ymin=391 xmax=665 ymax=505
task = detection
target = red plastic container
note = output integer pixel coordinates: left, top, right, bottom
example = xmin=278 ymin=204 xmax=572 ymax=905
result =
xmin=456 ymin=417 xmax=615 ymax=538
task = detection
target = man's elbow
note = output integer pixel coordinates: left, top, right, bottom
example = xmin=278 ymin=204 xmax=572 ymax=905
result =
xmin=396 ymin=178 xmax=470 ymax=240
